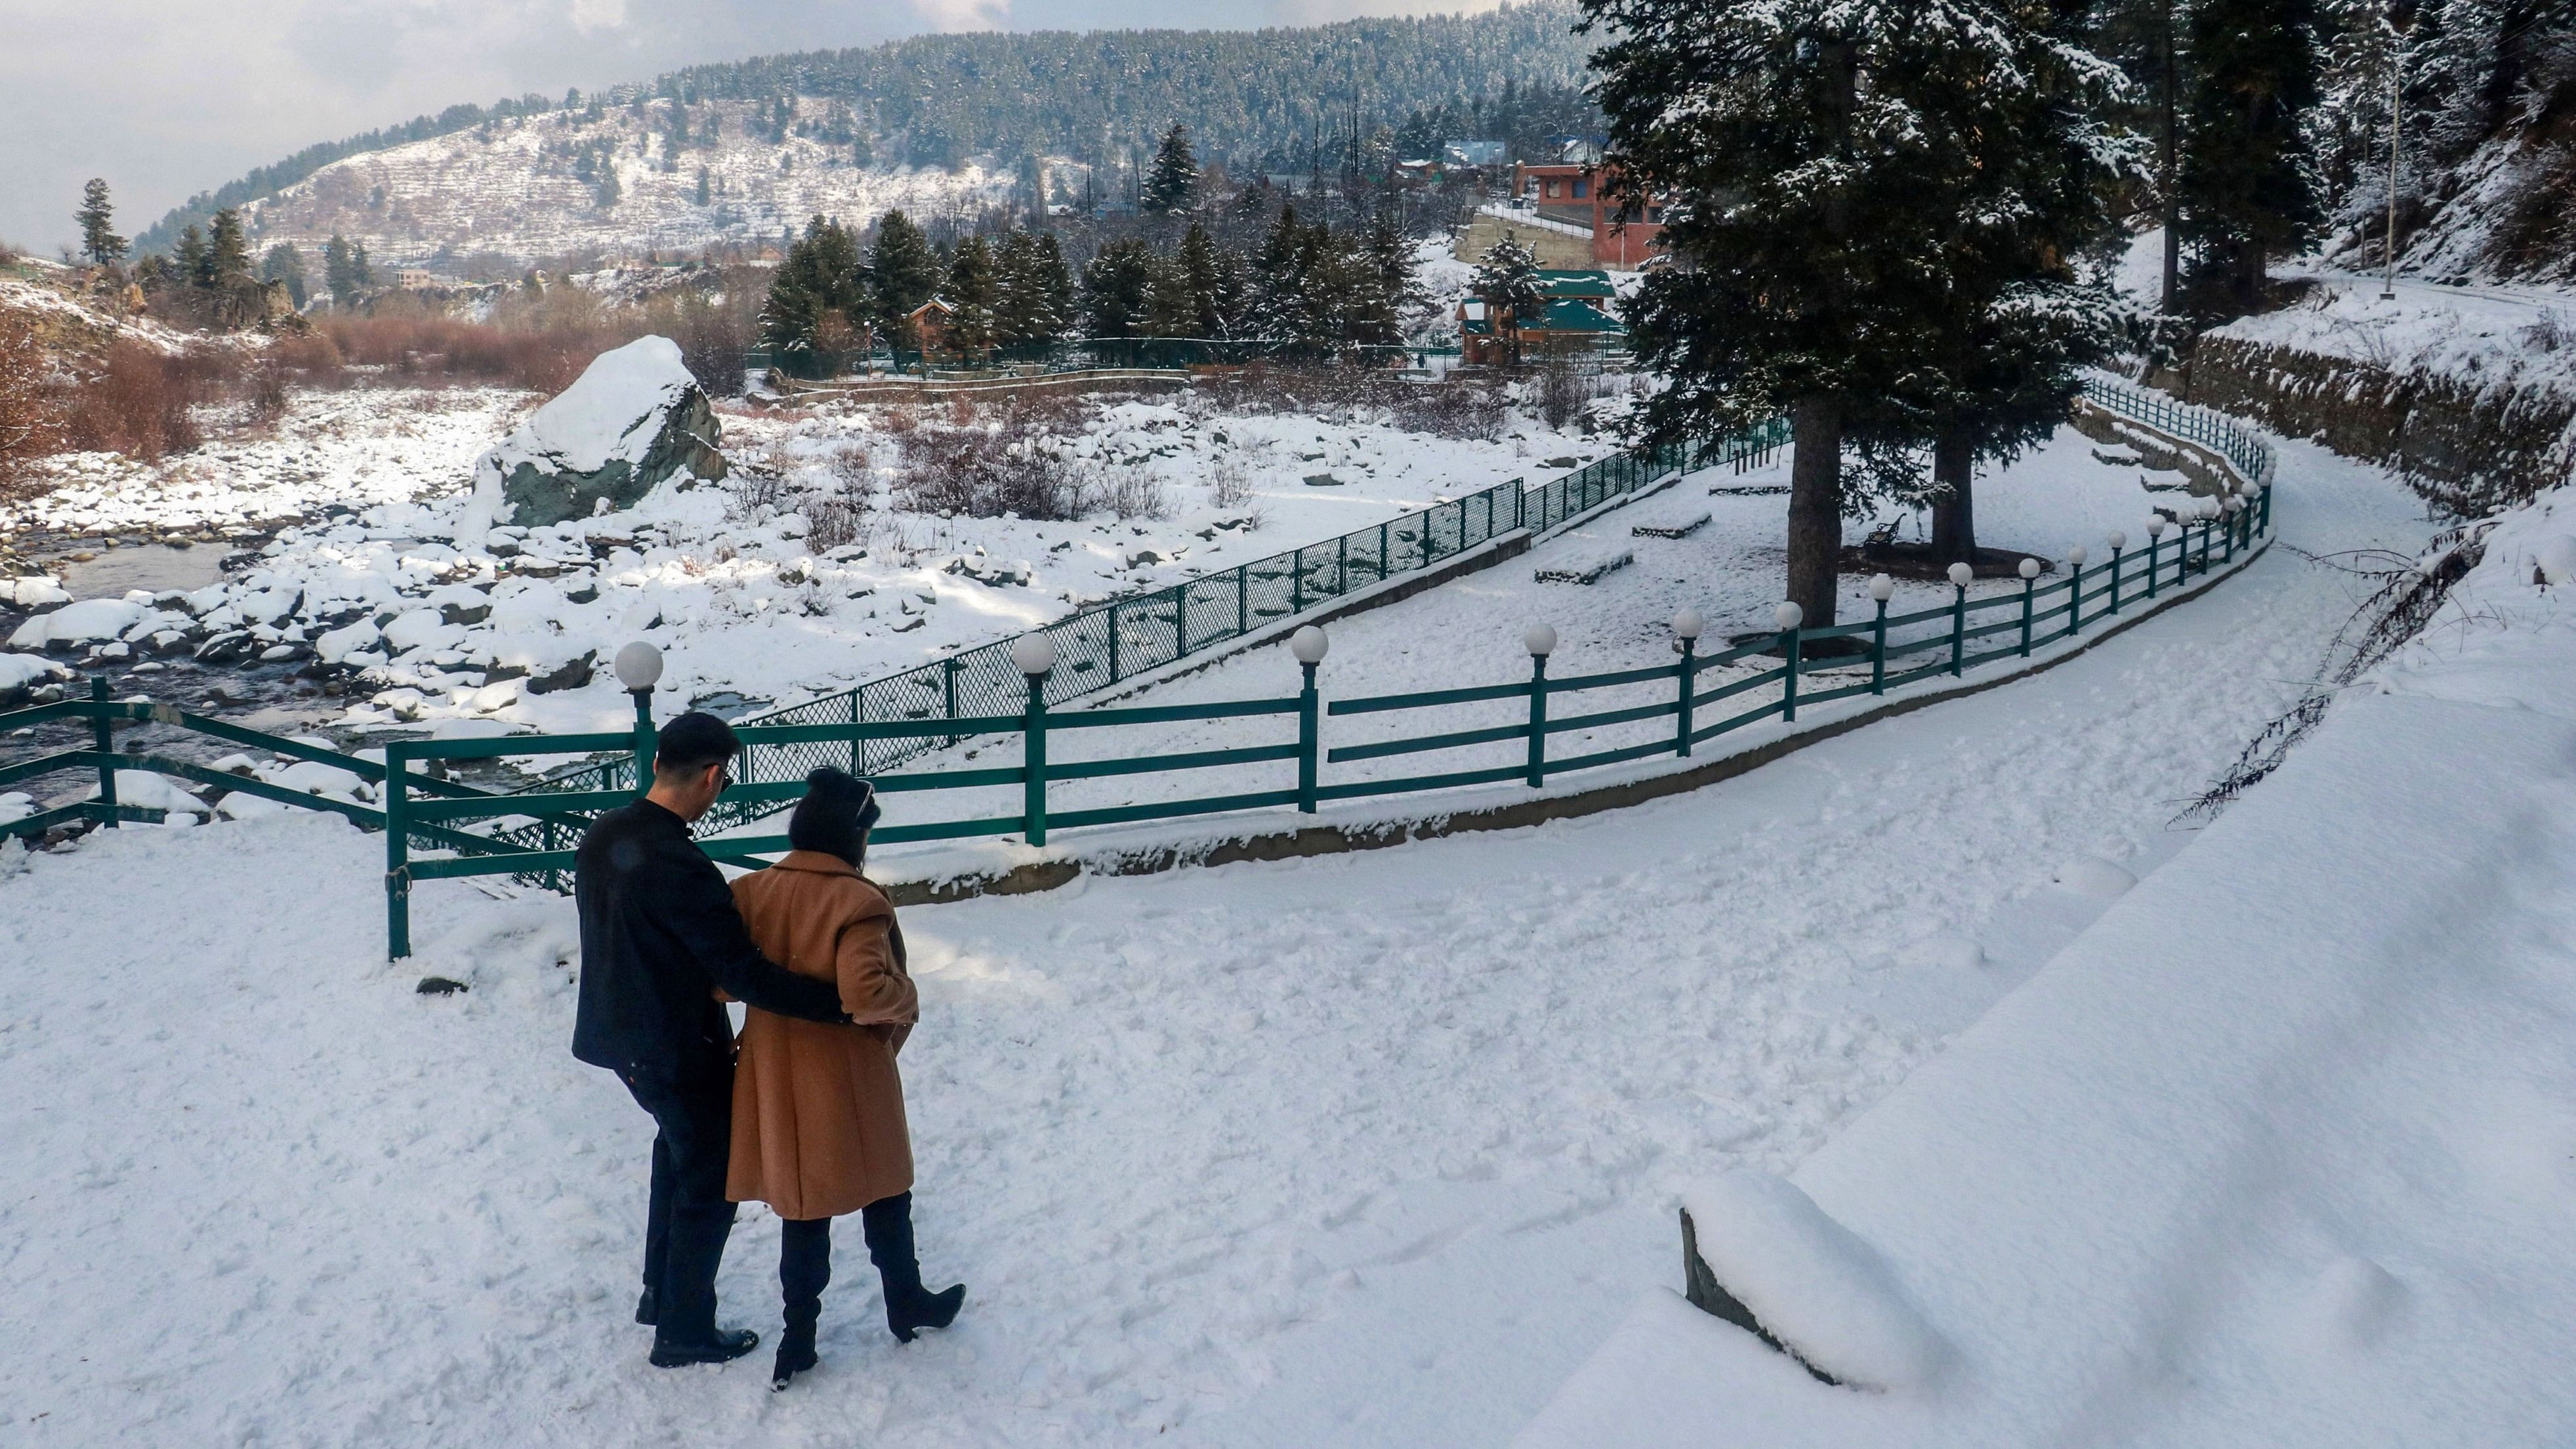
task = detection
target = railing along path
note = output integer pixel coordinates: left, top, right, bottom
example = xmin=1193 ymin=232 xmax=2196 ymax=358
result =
xmin=1 ymin=379 xmax=2269 ymax=957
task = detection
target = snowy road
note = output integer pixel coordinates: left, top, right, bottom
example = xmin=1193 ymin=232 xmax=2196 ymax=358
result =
xmin=0 ymin=435 xmax=2432 ymax=1445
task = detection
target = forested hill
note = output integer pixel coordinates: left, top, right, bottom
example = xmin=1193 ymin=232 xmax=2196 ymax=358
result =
xmin=137 ymin=2 xmax=1596 ymax=257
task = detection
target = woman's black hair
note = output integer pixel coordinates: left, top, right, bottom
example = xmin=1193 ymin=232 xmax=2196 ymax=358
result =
xmin=789 ymin=766 xmax=880 ymax=867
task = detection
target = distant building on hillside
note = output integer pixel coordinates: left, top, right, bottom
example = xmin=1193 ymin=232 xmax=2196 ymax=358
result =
xmin=905 ymin=297 xmax=957 ymax=362
xmin=1510 ymin=161 xmax=1665 ymax=270
xmin=1460 ymin=268 xmax=1625 ymax=364
xmin=395 ymin=268 xmax=436 ymax=291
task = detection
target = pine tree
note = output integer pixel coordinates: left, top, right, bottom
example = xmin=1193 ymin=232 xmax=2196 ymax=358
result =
xmin=1470 ymin=236 xmax=1545 ymax=361
xmin=258 ymin=242 xmax=308 ymax=306
xmin=696 ymin=167 xmax=712 ymax=206
xmin=323 ymin=234 xmax=359 ymax=302
xmin=1143 ymin=122 xmax=1201 ymax=214
xmin=868 ymin=209 xmax=942 ymax=333
xmin=1173 ymin=223 xmax=1232 ymax=339
xmin=1862 ymin=2 xmax=2137 ymax=562
xmin=943 ymin=236 xmax=1001 ymax=358
xmin=2176 ymin=0 xmax=2324 ymax=319
xmin=206 ymin=208 xmax=253 ymax=288
xmin=351 ymin=241 xmax=374 ymax=289
xmin=75 ymin=178 xmax=126 ymax=269
xmin=762 ymin=215 xmax=871 ymax=362
xmin=1355 ymin=206 xmax=1424 ymax=346
xmin=1081 ymin=237 xmax=1160 ymax=341
xmin=174 ymin=225 xmax=211 ymax=289
xmin=1579 ymin=0 xmax=2045 ymax=627
xmin=595 ymin=160 xmax=623 ymax=211
xmin=1246 ymin=204 xmax=1310 ymax=343
xmin=1031 ymin=230 xmax=1076 ymax=342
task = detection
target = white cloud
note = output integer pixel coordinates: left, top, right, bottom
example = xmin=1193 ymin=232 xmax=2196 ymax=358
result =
xmin=569 ymin=0 xmax=633 ymax=32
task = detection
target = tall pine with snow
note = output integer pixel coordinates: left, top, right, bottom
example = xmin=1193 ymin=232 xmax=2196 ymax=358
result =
xmin=1143 ymin=123 xmax=1201 ymax=215
xmin=762 ymin=215 xmax=870 ymax=360
xmin=75 ymin=179 xmax=126 ymax=269
xmin=868 ymin=210 xmax=942 ymax=338
xmin=942 ymin=236 xmax=1001 ymax=357
xmin=1877 ymin=0 xmax=2138 ymax=562
xmin=1581 ymin=0 xmax=2099 ymax=625
xmin=2176 ymin=0 xmax=2324 ymax=318
xmin=205 ymin=209 xmax=253 ymax=289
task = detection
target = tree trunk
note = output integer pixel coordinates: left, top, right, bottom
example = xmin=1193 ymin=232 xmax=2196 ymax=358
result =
xmin=2159 ymin=1 xmax=2180 ymax=318
xmin=1787 ymin=396 xmax=1844 ymax=629
xmin=1928 ymin=429 xmax=1976 ymax=563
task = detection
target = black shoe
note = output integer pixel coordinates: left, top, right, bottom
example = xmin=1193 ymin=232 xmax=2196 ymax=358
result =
xmin=634 ymin=1288 xmax=657 ymax=1326
xmin=648 ymin=1328 xmax=760 ymax=1367
xmin=770 ymin=1324 xmax=820 ymax=1391
xmin=886 ymin=1283 xmax=966 ymax=1344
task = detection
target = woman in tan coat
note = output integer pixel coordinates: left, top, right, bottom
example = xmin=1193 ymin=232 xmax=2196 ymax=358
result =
xmin=727 ymin=767 xmax=965 ymax=1391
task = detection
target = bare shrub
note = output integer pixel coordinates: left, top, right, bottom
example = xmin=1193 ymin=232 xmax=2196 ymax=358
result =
xmin=63 ymin=339 xmax=204 ymax=461
xmin=0 ymin=309 xmax=64 ymax=498
xmin=1106 ymin=469 xmax=1170 ymax=520
xmin=1207 ymin=451 xmax=1255 ymax=508
xmin=241 ymin=355 xmax=291 ymax=430
xmin=824 ymin=442 xmax=873 ymax=491
xmin=1194 ymin=362 xmax=1506 ymax=440
xmin=1535 ymin=359 xmax=1598 ymax=430
xmin=878 ymin=404 xmax=919 ymax=436
xmin=946 ymin=394 xmax=978 ymax=427
xmin=894 ymin=427 xmax=1092 ymax=520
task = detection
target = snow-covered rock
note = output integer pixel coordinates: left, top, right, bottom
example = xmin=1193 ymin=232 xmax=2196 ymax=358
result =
xmin=468 ymin=336 xmax=726 ymax=529
xmin=0 ymin=653 xmax=71 ymax=704
xmin=93 ymin=771 xmax=207 ymax=818
xmin=8 ymin=576 xmax=70 ymax=610
xmin=8 ymin=598 xmax=147 ymax=650
xmin=1680 ymin=1171 xmax=1951 ymax=1392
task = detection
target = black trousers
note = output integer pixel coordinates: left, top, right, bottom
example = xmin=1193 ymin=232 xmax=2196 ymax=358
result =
xmin=623 ymin=1063 xmax=737 ymax=1341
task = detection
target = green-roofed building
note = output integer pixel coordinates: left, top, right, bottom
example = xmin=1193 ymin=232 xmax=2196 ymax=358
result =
xmin=1460 ymin=268 xmax=1627 ymax=364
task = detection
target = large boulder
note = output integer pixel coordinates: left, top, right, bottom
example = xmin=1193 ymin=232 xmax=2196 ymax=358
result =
xmin=470 ymin=336 xmax=728 ymax=528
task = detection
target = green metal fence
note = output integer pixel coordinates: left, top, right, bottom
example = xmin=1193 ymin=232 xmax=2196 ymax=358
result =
xmin=490 ymin=415 xmax=1791 ymax=844
xmin=0 ymin=381 xmax=2270 ymax=962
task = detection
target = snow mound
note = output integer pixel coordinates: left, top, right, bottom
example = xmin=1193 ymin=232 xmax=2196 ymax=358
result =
xmin=7 ymin=597 xmax=145 ymax=650
xmin=1681 ymin=1171 xmax=1951 ymax=1392
xmin=468 ymin=336 xmax=724 ymax=529
xmin=9 ymin=576 xmax=70 ymax=609
xmin=0 ymin=653 xmax=70 ymax=700
xmin=2052 ymin=856 xmax=2137 ymax=899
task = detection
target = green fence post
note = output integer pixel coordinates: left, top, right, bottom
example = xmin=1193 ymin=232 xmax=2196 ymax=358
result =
xmin=1948 ymin=566 xmax=1968 ymax=675
xmin=384 ymin=741 xmax=411 ymax=961
xmin=1173 ymin=583 xmax=1190 ymax=656
xmin=1335 ymin=534 xmax=1349 ymax=596
xmin=543 ymin=818 xmax=561 ymax=894
xmin=1018 ymin=648 xmax=1050 ymax=846
xmin=2259 ymin=484 xmax=2273 ymax=533
xmin=1524 ymin=625 xmax=1554 ymax=787
xmin=1870 ymin=579 xmax=1890 ymax=692
xmin=1780 ymin=607 xmax=1803 ymax=721
xmin=942 ymin=657 xmax=960 ymax=748
xmin=89 ymin=675 xmax=117 ymax=828
xmin=2108 ymin=534 xmax=2125 ymax=615
xmin=1236 ymin=564 xmax=1249 ymax=635
xmin=1291 ymin=552 xmax=1306 ymax=614
xmin=2066 ymin=547 xmax=2088 ymax=635
xmin=1107 ymin=600 xmax=1122 ymax=681
xmin=1674 ymin=610 xmax=1703 ymax=755
xmin=2145 ymin=522 xmax=2162 ymax=600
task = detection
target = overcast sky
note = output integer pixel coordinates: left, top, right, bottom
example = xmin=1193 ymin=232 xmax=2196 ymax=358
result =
xmin=0 ymin=0 xmax=1489 ymax=255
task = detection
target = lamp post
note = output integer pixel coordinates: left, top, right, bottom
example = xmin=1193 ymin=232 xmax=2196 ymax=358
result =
xmin=1524 ymin=623 xmax=1556 ymax=786
xmin=2018 ymin=556 xmax=2041 ymax=654
xmin=2146 ymin=516 xmax=2167 ymax=598
xmin=1945 ymin=562 xmax=1971 ymax=675
xmin=1012 ymin=632 xmax=1056 ymax=845
xmin=614 ymin=640 xmax=663 ymax=796
xmin=1672 ymin=608 xmax=1705 ymax=754
xmin=2107 ymin=530 xmax=2128 ymax=614
xmin=1290 ymin=625 xmax=1328 ymax=811
xmin=2384 ymin=5 xmax=2411 ymax=301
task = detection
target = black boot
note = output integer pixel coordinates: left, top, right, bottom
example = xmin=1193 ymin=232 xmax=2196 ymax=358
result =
xmin=635 ymin=1287 xmax=657 ymax=1326
xmin=649 ymin=1327 xmax=760 ymax=1367
xmin=772 ymin=1217 xmax=831 ymax=1391
xmin=862 ymin=1192 xmax=966 ymax=1343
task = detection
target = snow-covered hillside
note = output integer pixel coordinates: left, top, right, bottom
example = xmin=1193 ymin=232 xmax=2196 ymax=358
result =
xmin=239 ymin=100 xmax=1032 ymax=271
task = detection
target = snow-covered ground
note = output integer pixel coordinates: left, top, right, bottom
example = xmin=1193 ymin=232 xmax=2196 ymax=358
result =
xmin=0 ymin=423 xmax=2437 ymax=1444
xmin=1518 ymin=464 xmax=2576 ymax=1448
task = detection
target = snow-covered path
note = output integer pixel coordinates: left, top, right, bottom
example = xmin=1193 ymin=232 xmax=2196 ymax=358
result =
xmin=0 ymin=436 xmax=2431 ymax=1445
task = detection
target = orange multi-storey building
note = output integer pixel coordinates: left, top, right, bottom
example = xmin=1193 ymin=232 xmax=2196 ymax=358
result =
xmin=1509 ymin=161 xmax=1666 ymax=270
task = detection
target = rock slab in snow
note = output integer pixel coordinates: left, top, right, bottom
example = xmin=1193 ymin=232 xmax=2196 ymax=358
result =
xmin=470 ymin=336 xmax=726 ymax=528
xmin=1678 ymin=1171 xmax=1951 ymax=1392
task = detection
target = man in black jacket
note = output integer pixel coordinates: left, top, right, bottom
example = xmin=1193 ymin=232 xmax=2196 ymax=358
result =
xmin=574 ymin=711 xmax=850 ymax=1368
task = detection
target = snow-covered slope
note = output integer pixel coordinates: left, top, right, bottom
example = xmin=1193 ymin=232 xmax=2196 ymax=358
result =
xmin=239 ymin=100 xmax=1025 ymax=270
xmin=1516 ymin=481 xmax=2576 ymax=1446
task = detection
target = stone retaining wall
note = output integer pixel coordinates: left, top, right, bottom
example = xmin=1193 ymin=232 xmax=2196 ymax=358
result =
xmin=2171 ymin=336 xmax=2576 ymax=514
